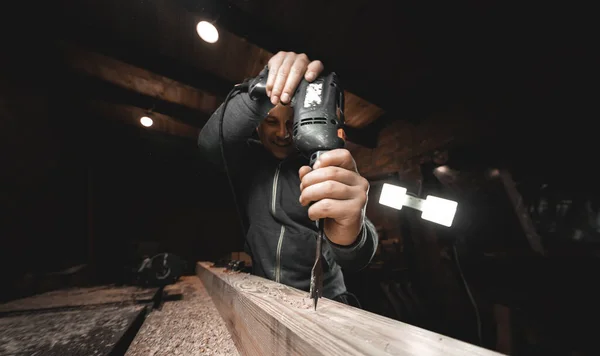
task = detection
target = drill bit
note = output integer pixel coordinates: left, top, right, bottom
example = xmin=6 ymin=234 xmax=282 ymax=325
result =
xmin=309 ymin=218 xmax=324 ymax=310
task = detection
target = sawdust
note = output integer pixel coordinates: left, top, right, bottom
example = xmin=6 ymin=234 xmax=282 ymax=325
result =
xmin=0 ymin=285 xmax=158 ymax=313
xmin=0 ymin=305 xmax=143 ymax=356
xmin=125 ymin=276 xmax=238 ymax=356
xmin=265 ymin=286 xmax=313 ymax=310
xmin=235 ymin=275 xmax=312 ymax=310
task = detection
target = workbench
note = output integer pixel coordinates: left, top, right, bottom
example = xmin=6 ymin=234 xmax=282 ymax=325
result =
xmin=197 ymin=262 xmax=505 ymax=356
xmin=1 ymin=266 xmax=506 ymax=355
xmin=0 ymin=285 xmax=158 ymax=355
xmin=0 ymin=277 xmax=237 ymax=356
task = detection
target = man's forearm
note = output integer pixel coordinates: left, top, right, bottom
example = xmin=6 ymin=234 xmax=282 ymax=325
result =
xmin=197 ymin=87 xmax=273 ymax=168
xmin=326 ymin=218 xmax=378 ymax=271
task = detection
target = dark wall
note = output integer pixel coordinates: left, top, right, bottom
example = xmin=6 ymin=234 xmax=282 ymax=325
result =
xmin=1 ymin=52 xmax=86 ymax=294
xmin=1 ymin=44 xmax=242 ymax=300
xmin=87 ymin=116 xmax=242 ymax=283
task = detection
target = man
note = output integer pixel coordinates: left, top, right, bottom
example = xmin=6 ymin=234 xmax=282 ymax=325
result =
xmin=197 ymin=52 xmax=378 ymax=305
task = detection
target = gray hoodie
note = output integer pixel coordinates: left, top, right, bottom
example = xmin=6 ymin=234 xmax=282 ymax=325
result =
xmin=197 ymin=82 xmax=378 ymax=299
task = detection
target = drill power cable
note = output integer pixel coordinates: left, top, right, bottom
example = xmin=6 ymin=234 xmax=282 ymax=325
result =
xmin=218 ymin=82 xmax=255 ymax=266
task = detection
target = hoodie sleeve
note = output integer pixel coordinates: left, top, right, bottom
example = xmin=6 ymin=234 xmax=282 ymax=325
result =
xmin=197 ymin=71 xmax=273 ymax=172
xmin=325 ymin=217 xmax=378 ymax=271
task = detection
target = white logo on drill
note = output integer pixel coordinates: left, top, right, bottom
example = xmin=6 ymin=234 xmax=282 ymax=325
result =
xmin=304 ymin=82 xmax=323 ymax=108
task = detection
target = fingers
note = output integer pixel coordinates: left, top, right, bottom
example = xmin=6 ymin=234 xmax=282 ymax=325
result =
xmin=264 ymin=52 xmax=325 ymax=106
xmin=313 ymin=149 xmax=357 ymax=172
xmin=307 ymin=198 xmax=366 ymax=222
xmin=305 ymin=60 xmax=324 ymax=81
xmin=299 ymin=166 xmax=365 ymax=191
xmin=299 ymin=166 xmax=312 ymax=182
xmin=299 ymin=180 xmax=354 ymax=206
xmin=270 ymin=52 xmax=296 ymax=105
xmin=280 ymin=54 xmax=309 ymax=104
xmin=266 ymin=52 xmax=285 ymax=98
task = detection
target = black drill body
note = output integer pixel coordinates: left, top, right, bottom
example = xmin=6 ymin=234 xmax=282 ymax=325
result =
xmin=248 ymin=70 xmax=346 ymax=162
xmin=248 ymin=69 xmax=346 ymax=309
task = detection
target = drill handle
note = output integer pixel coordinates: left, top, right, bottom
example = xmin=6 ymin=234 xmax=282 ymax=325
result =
xmin=248 ymin=67 xmax=269 ymax=100
xmin=309 ymin=151 xmax=324 ymax=168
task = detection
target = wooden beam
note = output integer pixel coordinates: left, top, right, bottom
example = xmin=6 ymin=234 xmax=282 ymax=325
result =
xmin=344 ymin=125 xmax=378 ymax=149
xmin=197 ymin=262 xmax=503 ymax=356
xmin=53 ymin=0 xmax=385 ymax=129
xmin=497 ymin=170 xmax=546 ymax=255
xmin=85 ymin=100 xmax=199 ymax=139
xmin=62 ymin=68 xmax=210 ymax=129
xmin=62 ymin=58 xmax=379 ymax=147
xmin=59 ymin=41 xmax=220 ymax=115
xmin=0 ymin=284 xmax=158 ymax=314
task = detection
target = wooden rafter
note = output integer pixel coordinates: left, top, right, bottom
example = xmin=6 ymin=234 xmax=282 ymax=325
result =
xmin=59 ymin=41 xmax=220 ymax=115
xmin=55 ymin=0 xmax=385 ymax=129
xmin=85 ymin=99 xmax=199 ymax=139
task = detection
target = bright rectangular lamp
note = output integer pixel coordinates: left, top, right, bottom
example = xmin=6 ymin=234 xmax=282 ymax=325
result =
xmin=421 ymin=195 xmax=458 ymax=227
xmin=379 ymin=183 xmax=458 ymax=227
xmin=379 ymin=183 xmax=407 ymax=210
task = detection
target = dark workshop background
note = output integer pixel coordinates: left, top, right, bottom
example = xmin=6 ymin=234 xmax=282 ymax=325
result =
xmin=1 ymin=1 xmax=597 ymax=355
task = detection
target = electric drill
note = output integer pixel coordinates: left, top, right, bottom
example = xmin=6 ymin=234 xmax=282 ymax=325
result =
xmin=248 ymin=69 xmax=347 ymax=309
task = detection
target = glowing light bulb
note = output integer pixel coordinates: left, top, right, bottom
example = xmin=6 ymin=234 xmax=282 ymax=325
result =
xmin=379 ymin=183 xmax=458 ymax=227
xmin=140 ymin=116 xmax=153 ymax=127
xmin=421 ymin=195 xmax=458 ymax=227
xmin=196 ymin=21 xmax=219 ymax=43
xmin=379 ymin=183 xmax=407 ymax=210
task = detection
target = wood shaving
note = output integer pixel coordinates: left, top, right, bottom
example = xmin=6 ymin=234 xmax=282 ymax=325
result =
xmin=125 ymin=276 xmax=238 ymax=356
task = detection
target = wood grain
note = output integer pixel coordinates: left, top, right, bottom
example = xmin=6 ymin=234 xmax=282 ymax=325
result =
xmin=0 ymin=285 xmax=158 ymax=314
xmin=60 ymin=41 xmax=220 ymax=115
xmin=197 ymin=262 xmax=505 ymax=356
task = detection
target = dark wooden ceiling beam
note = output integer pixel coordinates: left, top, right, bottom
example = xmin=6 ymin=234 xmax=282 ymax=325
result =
xmin=53 ymin=0 xmax=385 ymax=129
xmin=182 ymin=0 xmax=403 ymax=115
xmin=57 ymin=49 xmax=380 ymax=147
xmin=59 ymin=41 xmax=221 ymax=116
xmin=53 ymin=27 xmax=236 ymax=99
xmin=84 ymin=99 xmax=200 ymax=139
xmin=63 ymin=70 xmax=210 ymax=129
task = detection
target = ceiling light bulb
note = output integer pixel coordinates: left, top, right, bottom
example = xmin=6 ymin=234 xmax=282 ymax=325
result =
xmin=140 ymin=116 xmax=153 ymax=127
xmin=196 ymin=21 xmax=219 ymax=43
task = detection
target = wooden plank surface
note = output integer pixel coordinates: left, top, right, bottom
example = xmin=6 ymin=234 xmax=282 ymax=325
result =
xmin=0 ymin=304 xmax=146 ymax=356
xmin=126 ymin=276 xmax=238 ymax=356
xmin=197 ymin=262 xmax=504 ymax=356
xmin=0 ymin=285 xmax=158 ymax=314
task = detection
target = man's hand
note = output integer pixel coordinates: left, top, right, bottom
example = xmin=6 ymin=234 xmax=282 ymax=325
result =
xmin=298 ymin=149 xmax=370 ymax=246
xmin=265 ymin=51 xmax=324 ymax=106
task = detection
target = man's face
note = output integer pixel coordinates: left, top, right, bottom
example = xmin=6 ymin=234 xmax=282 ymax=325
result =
xmin=256 ymin=104 xmax=296 ymax=159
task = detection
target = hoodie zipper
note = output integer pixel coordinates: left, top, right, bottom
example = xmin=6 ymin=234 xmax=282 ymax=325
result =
xmin=275 ymin=225 xmax=285 ymax=282
xmin=272 ymin=163 xmax=285 ymax=282
xmin=271 ymin=164 xmax=281 ymax=214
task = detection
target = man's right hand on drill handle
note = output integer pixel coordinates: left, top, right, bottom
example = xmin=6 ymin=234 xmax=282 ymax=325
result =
xmin=265 ymin=51 xmax=325 ymax=106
